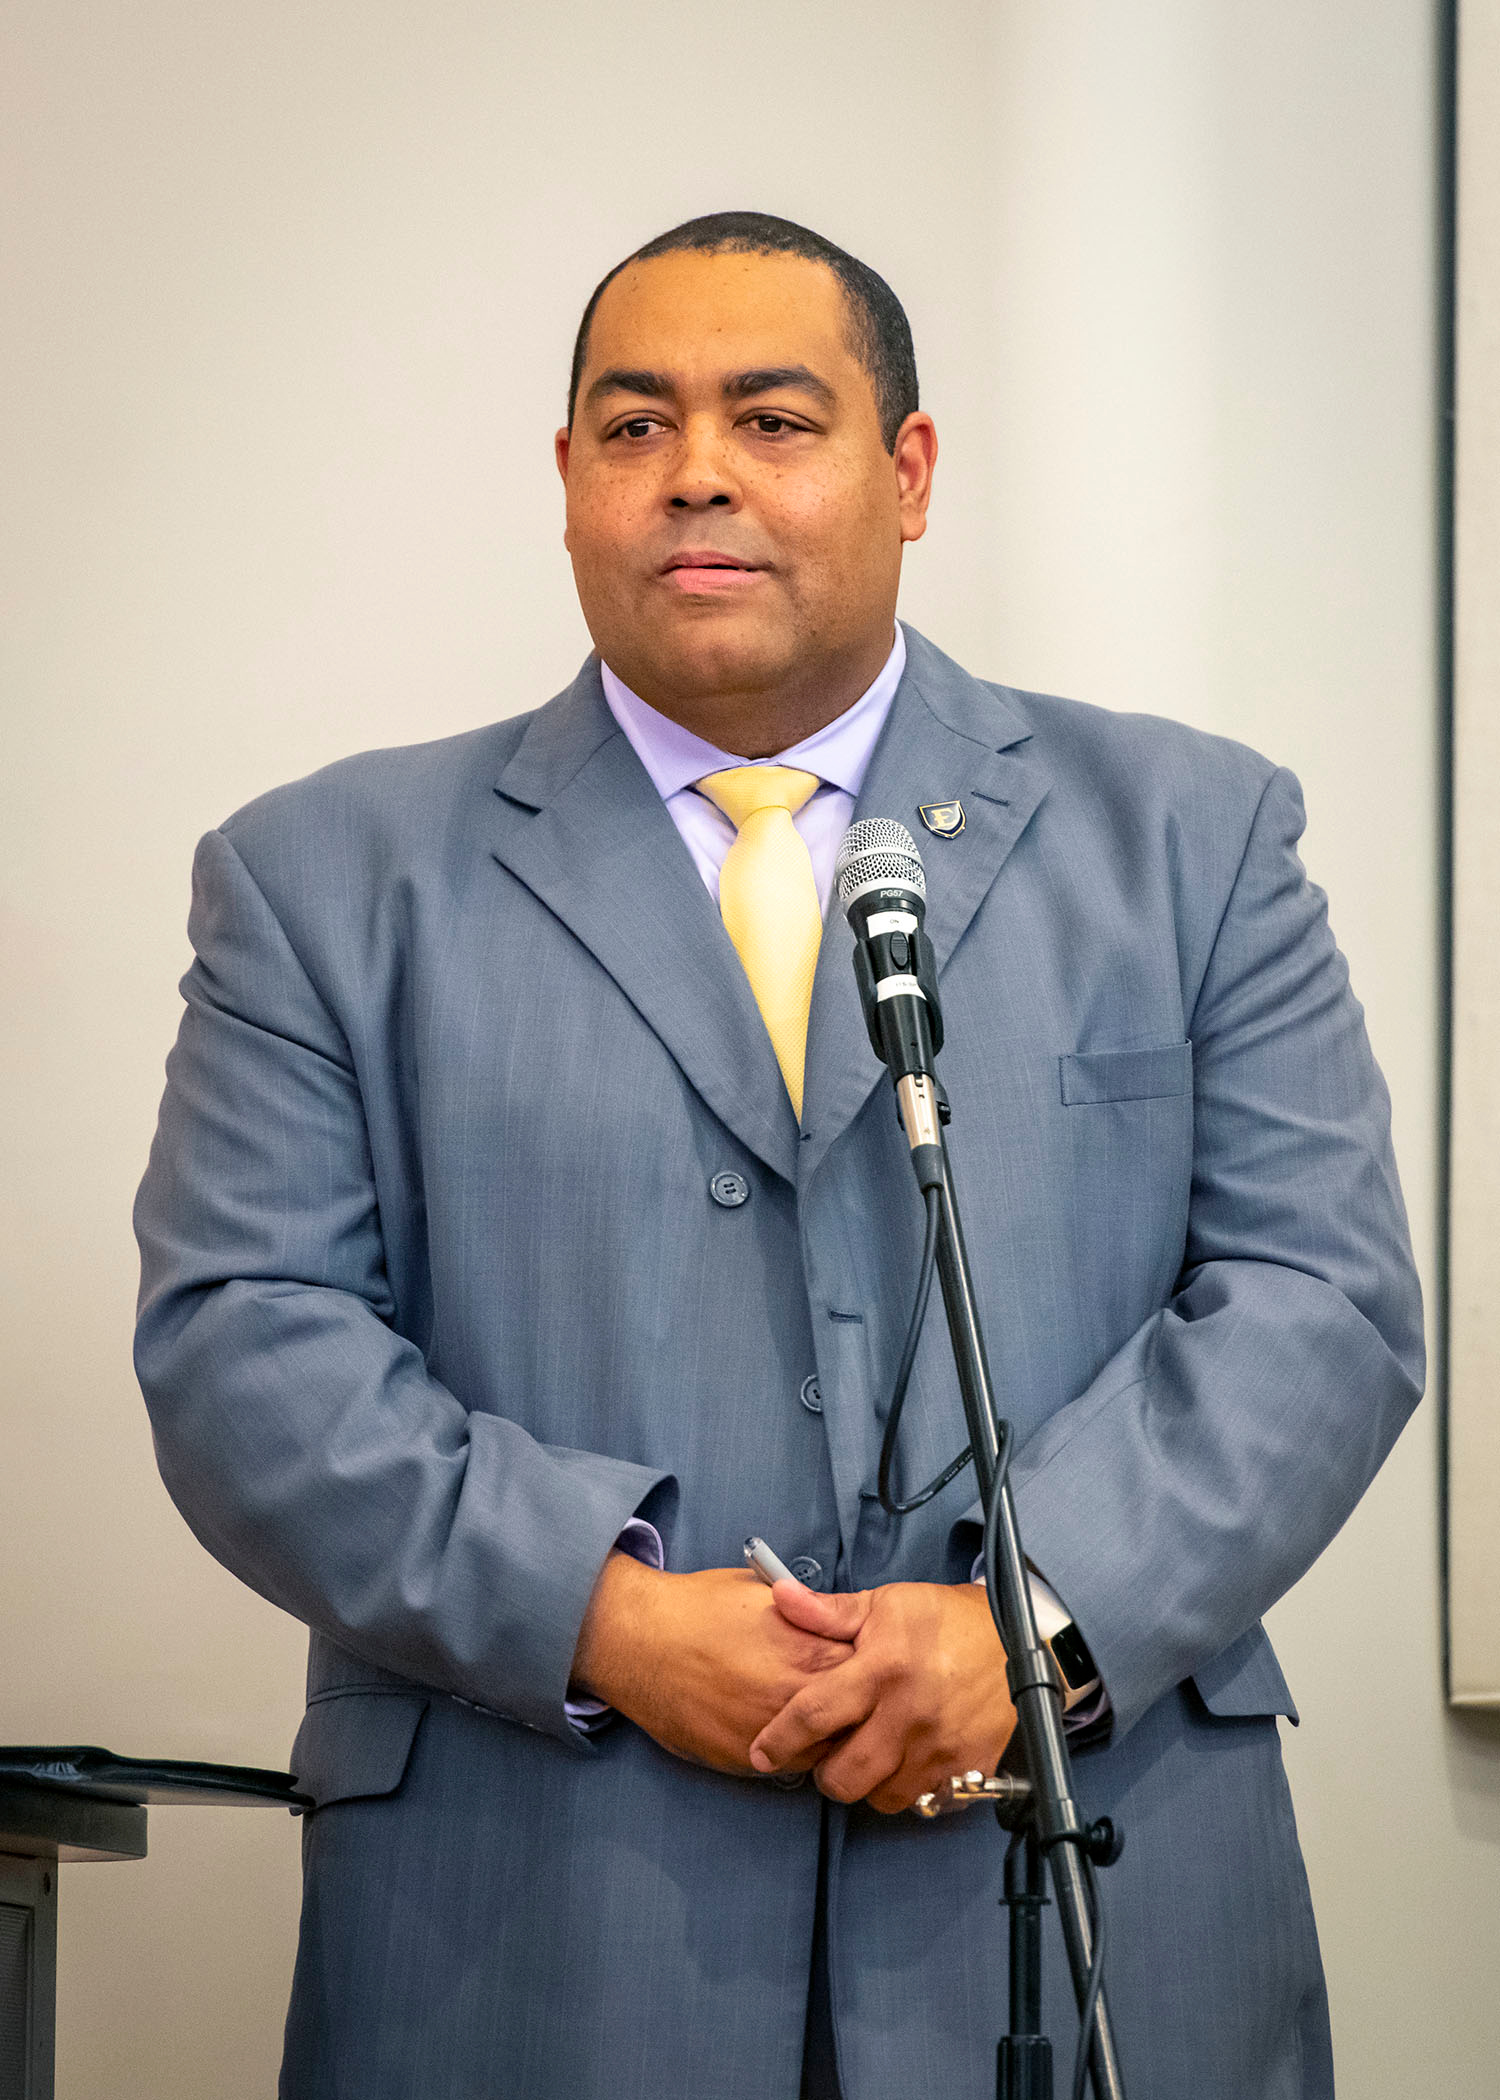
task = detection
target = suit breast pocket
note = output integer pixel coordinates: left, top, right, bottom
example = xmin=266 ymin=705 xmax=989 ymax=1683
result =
xmin=1059 ymin=1041 xmax=1192 ymax=1107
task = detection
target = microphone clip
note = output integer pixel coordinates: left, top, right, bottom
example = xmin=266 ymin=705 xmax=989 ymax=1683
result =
xmin=851 ymin=915 xmax=945 ymax=1069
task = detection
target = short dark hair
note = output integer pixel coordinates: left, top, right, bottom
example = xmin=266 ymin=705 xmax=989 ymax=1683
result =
xmin=567 ymin=211 xmax=919 ymax=453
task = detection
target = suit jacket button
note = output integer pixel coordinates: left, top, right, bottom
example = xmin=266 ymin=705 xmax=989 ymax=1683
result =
xmin=709 ymin=1171 xmax=751 ymax=1208
xmin=799 ymin=1376 xmax=823 ymax=1413
xmin=789 ymin=1557 xmax=825 ymax=1588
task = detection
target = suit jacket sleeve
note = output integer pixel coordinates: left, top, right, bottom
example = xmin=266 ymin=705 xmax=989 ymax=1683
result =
xmin=989 ymin=764 xmax=1424 ymax=1737
xmin=134 ymin=825 xmax=673 ymax=1744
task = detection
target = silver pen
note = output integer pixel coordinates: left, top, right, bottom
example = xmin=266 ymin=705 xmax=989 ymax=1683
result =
xmin=743 ymin=1535 xmax=801 ymax=1587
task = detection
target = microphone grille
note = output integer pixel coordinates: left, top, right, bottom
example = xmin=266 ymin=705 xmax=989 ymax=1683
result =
xmin=835 ymin=818 xmax=927 ymax=907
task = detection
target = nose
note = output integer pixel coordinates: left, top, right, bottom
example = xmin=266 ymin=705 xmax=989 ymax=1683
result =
xmin=666 ymin=415 xmax=739 ymax=512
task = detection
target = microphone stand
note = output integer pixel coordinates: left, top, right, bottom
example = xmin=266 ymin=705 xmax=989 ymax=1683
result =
xmin=895 ymin=1071 xmax=1127 ymax=2100
xmin=834 ymin=817 xmax=1126 ymax=2098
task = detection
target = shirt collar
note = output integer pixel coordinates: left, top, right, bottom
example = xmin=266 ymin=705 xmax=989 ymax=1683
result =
xmin=600 ymin=625 xmax=906 ymax=802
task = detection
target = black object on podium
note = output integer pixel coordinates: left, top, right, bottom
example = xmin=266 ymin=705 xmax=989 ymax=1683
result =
xmin=0 ymin=1745 xmax=309 ymax=2100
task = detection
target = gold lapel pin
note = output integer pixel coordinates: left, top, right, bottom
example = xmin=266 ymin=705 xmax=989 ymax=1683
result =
xmin=918 ymin=800 xmax=965 ymax=838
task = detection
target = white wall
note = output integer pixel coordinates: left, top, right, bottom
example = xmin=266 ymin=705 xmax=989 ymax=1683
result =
xmin=3 ymin=3 xmax=1487 ymax=2093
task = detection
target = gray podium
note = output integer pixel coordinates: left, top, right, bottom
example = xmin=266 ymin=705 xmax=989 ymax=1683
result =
xmin=0 ymin=1746 xmax=308 ymax=2100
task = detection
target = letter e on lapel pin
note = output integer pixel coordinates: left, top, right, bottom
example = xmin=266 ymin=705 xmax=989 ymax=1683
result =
xmin=919 ymin=800 xmax=965 ymax=839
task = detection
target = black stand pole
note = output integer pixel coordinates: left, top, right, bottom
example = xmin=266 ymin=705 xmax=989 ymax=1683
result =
xmin=997 ymin=1827 xmax=1053 ymax=2100
xmin=902 ymin=1086 xmax=1127 ymax=2100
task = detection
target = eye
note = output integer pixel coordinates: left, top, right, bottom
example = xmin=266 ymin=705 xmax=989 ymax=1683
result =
xmin=751 ymin=414 xmax=793 ymax=434
xmin=617 ymin=416 xmax=659 ymax=439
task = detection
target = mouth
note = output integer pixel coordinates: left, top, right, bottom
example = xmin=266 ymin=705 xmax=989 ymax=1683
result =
xmin=659 ymin=551 xmax=767 ymax=594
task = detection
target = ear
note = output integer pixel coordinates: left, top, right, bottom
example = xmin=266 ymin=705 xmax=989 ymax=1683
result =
xmin=555 ymin=428 xmax=573 ymax=548
xmin=892 ymin=413 xmax=938 ymax=545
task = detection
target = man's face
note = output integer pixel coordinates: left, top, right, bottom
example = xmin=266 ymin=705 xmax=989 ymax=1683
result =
xmin=556 ymin=248 xmax=934 ymax=741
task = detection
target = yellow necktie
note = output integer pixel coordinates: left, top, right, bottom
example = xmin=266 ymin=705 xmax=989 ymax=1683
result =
xmin=698 ymin=766 xmax=823 ymax=1119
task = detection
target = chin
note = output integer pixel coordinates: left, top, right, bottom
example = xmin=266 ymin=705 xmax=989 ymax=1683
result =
xmin=637 ymin=621 xmax=795 ymax=702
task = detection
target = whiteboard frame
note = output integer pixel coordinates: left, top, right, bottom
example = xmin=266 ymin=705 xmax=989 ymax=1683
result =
xmin=1448 ymin=0 xmax=1500 ymax=1703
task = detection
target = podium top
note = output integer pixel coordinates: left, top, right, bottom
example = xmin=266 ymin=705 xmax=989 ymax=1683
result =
xmin=0 ymin=1745 xmax=309 ymax=1809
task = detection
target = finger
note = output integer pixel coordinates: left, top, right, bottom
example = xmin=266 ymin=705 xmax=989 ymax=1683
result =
xmin=769 ymin=1724 xmax=855 ymax=1776
xmin=809 ymin=1712 xmax=906 ymax=1806
xmin=865 ymin=1769 xmax=927 ymax=1815
xmin=782 ymin=1636 xmax=859 ymax=1682
xmin=769 ymin=1581 xmax=869 ymax=1641
xmin=748 ymin=1658 xmax=878 ymax=1772
xmin=863 ymin=1740 xmax=958 ymax=1814
xmin=862 ymin=1715 xmax=1013 ymax=1814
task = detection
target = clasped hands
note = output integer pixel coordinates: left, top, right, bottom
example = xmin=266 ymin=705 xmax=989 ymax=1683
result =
xmin=572 ymin=1554 xmax=1016 ymax=1815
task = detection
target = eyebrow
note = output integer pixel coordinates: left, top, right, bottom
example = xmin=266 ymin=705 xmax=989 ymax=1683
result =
xmin=724 ymin=366 xmax=836 ymax=409
xmin=585 ymin=368 xmax=672 ymax=407
xmin=583 ymin=364 xmax=837 ymax=411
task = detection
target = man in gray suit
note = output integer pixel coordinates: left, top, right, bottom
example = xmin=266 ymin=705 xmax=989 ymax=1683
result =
xmin=134 ymin=213 xmax=1423 ymax=2099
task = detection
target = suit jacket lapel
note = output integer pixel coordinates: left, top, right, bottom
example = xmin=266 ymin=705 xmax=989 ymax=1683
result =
xmin=490 ymin=660 xmax=802 ymax=1186
xmin=800 ymin=627 xmax=1052 ymax=1190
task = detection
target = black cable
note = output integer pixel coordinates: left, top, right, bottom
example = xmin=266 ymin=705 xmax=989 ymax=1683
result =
xmin=1070 ymin=1858 xmax=1106 ymax=2100
xmin=876 ymin=1183 xmax=973 ymax=1514
xmin=979 ymin=1416 xmax=1014 ymax=1646
xmin=982 ymin=1442 xmax=1105 ymax=2100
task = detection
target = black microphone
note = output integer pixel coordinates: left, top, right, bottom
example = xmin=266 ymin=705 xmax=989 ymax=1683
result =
xmin=835 ymin=819 xmax=946 ymax=1186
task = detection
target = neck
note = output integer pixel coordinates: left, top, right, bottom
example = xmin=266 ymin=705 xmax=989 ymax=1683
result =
xmin=618 ymin=628 xmax=897 ymax=759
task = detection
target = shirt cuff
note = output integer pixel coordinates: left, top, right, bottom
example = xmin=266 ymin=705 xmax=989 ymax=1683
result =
xmin=564 ymin=1518 xmax=666 ymax=1731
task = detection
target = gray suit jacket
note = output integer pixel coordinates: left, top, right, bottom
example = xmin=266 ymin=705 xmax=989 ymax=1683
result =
xmin=135 ymin=627 xmax=1422 ymax=2098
